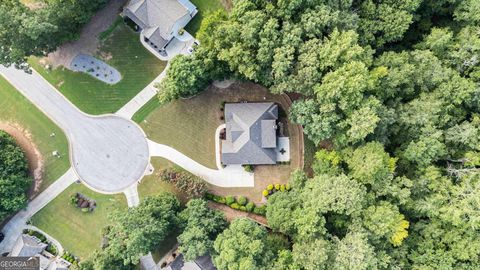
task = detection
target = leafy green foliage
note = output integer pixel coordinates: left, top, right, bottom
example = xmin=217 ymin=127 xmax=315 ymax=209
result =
xmin=178 ymin=199 xmax=227 ymax=261
xmin=0 ymin=0 xmax=106 ymax=67
xmin=103 ymin=193 xmax=180 ymax=265
xmin=0 ymin=131 xmax=31 ymax=222
xmin=213 ymin=218 xmax=275 ymax=270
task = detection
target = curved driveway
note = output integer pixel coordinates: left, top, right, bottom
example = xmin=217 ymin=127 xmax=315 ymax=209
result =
xmin=0 ymin=66 xmax=149 ymax=193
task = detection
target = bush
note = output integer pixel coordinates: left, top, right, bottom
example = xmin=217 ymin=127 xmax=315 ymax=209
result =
xmin=246 ymin=202 xmax=255 ymax=212
xmin=285 ymin=184 xmax=291 ymax=191
xmin=267 ymin=184 xmax=274 ymax=191
xmin=253 ymin=205 xmax=266 ymax=216
xmin=215 ymin=195 xmax=226 ymax=204
xmin=46 ymin=244 xmax=58 ymax=256
xmin=160 ymin=168 xmax=207 ymax=199
xmin=262 ymin=190 xmax=269 ymax=197
xmin=230 ymin=203 xmax=240 ymax=210
xmin=237 ymin=196 xmax=247 ymax=206
xmin=239 ymin=206 xmax=247 ymax=211
xmin=280 ymin=184 xmax=285 ymax=191
xmin=275 ymin=184 xmax=281 ymax=190
xmin=242 ymin=164 xmax=254 ymax=172
xmin=225 ymin=195 xmax=235 ymax=205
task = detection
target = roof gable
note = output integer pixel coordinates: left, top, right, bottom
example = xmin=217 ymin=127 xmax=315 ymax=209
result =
xmin=125 ymin=0 xmax=190 ymax=39
xmin=222 ymin=103 xmax=278 ymax=165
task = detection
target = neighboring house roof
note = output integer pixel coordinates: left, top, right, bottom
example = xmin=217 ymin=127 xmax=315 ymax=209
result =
xmin=163 ymin=254 xmax=216 ymax=270
xmin=124 ymin=0 xmax=195 ymax=48
xmin=222 ymin=103 xmax=278 ymax=165
xmin=10 ymin=234 xmax=71 ymax=270
xmin=10 ymin=234 xmax=48 ymax=257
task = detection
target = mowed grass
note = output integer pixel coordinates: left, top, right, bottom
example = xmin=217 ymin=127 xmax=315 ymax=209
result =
xmin=31 ymin=183 xmax=127 ymax=259
xmin=185 ymin=0 xmax=226 ymax=35
xmin=135 ymin=82 xmax=299 ymax=170
xmin=29 ymin=24 xmax=167 ymax=115
xmin=0 ymin=76 xmax=69 ymax=190
xmin=31 ymin=158 xmax=184 ymax=261
xmin=138 ymin=158 xmax=187 ymax=202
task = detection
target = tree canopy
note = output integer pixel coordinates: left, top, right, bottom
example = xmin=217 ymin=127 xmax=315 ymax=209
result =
xmin=0 ymin=0 xmax=106 ymax=67
xmin=0 ymin=131 xmax=31 ymax=222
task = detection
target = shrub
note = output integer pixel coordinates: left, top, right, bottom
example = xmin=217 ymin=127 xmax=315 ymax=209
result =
xmin=275 ymin=184 xmax=281 ymax=190
xmin=237 ymin=196 xmax=247 ymax=206
xmin=225 ymin=195 xmax=235 ymax=205
xmin=253 ymin=205 xmax=266 ymax=216
xmin=280 ymin=184 xmax=285 ymax=191
xmin=242 ymin=164 xmax=254 ymax=172
xmin=285 ymin=184 xmax=291 ymax=191
xmin=81 ymin=208 xmax=89 ymax=213
xmin=239 ymin=206 xmax=247 ymax=211
xmin=230 ymin=203 xmax=240 ymax=209
xmin=214 ymin=195 xmax=226 ymax=204
xmin=267 ymin=184 xmax=274 ymax=191
xmin=246 ymin=202 xmax=255 ymax=212
xmin=160 ymin=168 xmax=207 ymax=199
xmin=262 ymin=189 xmax=269 ymax=197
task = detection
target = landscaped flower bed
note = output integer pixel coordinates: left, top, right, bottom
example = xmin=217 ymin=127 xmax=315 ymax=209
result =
xmin=262 ymin=183 xmax=291 ymax=198
xmin=70 ymin=192 xmax=97 ymax=213
xmin=205 ymin=193 xmax=266 ymax=216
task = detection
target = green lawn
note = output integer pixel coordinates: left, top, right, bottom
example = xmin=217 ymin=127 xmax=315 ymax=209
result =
xmin=30 ymin=183 xmax=127 ymax=259
xmin=135 ymin=82 xmax=298 ymax=170
xmin=138 ymin=158 xmax=179 ymax=200
xmin=185 ymin=0 xmax=227 ymax=35
xmin=29 ymin=23 xmax=167 ymax=115
xmin=31 ymin=158 xmax=183 ymax=260
xmin=0 ymin=76 xmax=69 ymax=190
xmin=135 ymin=88 xmax=222 ymax=169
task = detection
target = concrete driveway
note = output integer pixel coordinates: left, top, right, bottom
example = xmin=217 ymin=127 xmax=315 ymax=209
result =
xmin=0 ymin=66 xmax=149 ymax=193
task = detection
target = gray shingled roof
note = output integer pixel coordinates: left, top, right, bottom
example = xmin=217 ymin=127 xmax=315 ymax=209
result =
xmin=222 ymin=103 xmax=278 ymax=165
xmin=124 ymin=0 xmax=190 ymax=47
xmin=10 ymin=234 xmax=47 ymax=257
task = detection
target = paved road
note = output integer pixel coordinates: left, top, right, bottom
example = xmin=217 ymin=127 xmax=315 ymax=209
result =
xmin=148 ymin=139 xmax=254 ymax=187
xmin=0 ymin=66 xmax=149 ymax=193
xmin=0 ymin=168 xmax=77 ymax=254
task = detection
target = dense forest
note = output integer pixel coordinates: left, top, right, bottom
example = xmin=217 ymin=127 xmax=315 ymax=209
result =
xmin=156 ymin=0 xmax=480 ymax=269
xmin=0 ymin=131 xmax=31 ymax=222
xmin=0 ymin=0 xmax=107 ymax=68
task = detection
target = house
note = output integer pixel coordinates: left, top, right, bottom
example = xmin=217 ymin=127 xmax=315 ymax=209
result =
xmin=221 ymin=103 xmax=285 ymax=165
xmin=10 ymin=234 xmax=71 ymax=270
xmin=162 ymin=254 xmax=216 ymax=270
xmin=123 ymin=0 xmax=197 ymax=56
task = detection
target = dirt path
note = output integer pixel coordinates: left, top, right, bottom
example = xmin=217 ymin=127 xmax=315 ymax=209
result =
xmin=44 ymin=0 xmax=128 ymax=68
xmin=0 ymin=122 xmax=44 ymax=199
xmin=208 ymin=201 xmax=268 ymax=227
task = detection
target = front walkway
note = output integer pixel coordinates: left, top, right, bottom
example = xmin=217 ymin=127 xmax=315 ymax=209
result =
xmin=116 ymin=62 xmax=169 ymax=119
xmin=123 ymin=184 xmax=140 ymax=207
xmin=148 ymin=139 xmax=254 ymax=187
xmin=0 ymin=168 xmax=77 ymax=254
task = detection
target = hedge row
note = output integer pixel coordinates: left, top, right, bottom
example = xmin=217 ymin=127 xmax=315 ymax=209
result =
xmin=160 ymin=168 xmax=207 ymax=199
xmin=262 ymin=183 xmax=291 ymax=197
xmin=205 ymin=193 xmax=266 ymax=216
xmin=62 ymin=251 xmax=79 ymax=265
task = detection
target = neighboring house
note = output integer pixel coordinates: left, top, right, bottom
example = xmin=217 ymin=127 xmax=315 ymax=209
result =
xmin=221 ymin=102 xmax=289 ymax=165
xmin=123 ymin=0 xmax=197 ymax=56
xmin=162 ymin=254 xmax=216 ymax=270
xmin=10 ymin=234 xmax=71 ymax=270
